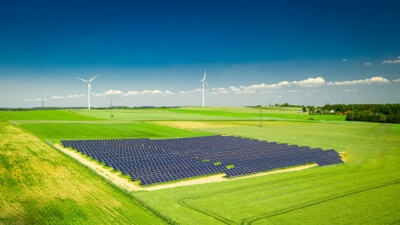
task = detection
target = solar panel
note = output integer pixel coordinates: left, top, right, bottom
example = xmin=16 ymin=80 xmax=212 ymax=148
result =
xmin=62 ymin=136 xmax=343 ymax=185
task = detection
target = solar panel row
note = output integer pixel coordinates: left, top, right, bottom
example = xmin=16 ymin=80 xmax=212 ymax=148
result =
xmin=62 ymin=135 xmax=343 ymax=185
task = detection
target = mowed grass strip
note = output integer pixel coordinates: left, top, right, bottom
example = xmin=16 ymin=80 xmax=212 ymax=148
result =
xmin=0 ymin=122 xmax=167 ymax=224
xmin=19 ymin=122 xmax=212 ymax=140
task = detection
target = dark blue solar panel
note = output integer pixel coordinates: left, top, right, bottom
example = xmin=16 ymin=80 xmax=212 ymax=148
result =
xmin=61 ymin=136 xmax=343 ymax=185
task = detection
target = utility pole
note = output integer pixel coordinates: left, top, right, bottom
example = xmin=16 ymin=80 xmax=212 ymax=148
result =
xmin=41 ymin=98 xmax=44 ymax=109
xmin=110 ymin=100 xmax=114 ymax=117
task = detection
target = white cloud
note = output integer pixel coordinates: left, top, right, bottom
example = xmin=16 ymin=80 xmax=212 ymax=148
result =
xmin=277 ymin=95 xmax=283 ymax=98
xmin=93 ymin=89 xmax=175 ymax=97
xmin=68 ymin=94 xmax=85 ymax=98
xmin=291 ymin=77 xmax=325 ymax=87
xmin=137 ymin=89 xmax=174 ymax=96
xmin=208 ymin=77 xmax=323 ymax=96
xmin=164 ymin=90 xmax=175 ymax=96
xmin=342 ymin=58 xmax=347 ymax=61
xmin=239 ymin=80 xmax=291 ymax=91
xmin=229 ymin=86 xmax=241 ymax=92
xmin=393 ymin=79 xmax=400 ymax=83
xmin=210 ymin=87 xmax=230 ymax=95
xmin=49 ymin=96 xmax=64 ymax=100
xmin=24 ymin=98 xmax=46 ymax=102
xmin=140 ymin=90 xmax=163 ymax=95
xmin=179 ymin=88 xmax=203 ymax=95
xmin=305 ymin=93 xmax=311 ymax=96
xmin=94 ymin=89 xmax=124 ymax=97
xmin=212 ymin=87 xmax=226 ymax=91
xmin=364 ymin=62 xmax=371 ymax=66
xmin=104 ymin=90 xmax=123 ymax=96
xmin=327 ymin=76 xmax=390 ymax=86
xmin=342 ymin=89 xmax=357 ymax=92
xmin=382 ymin=56 xmax=400 ymax=64
xmin=242 ymin=90 xmax=256 ymax=94
xmin=228 ymin=86 xmax=255 ymax=94
xmin=278 ymin=81 xmax=291 ymax=86
xmin=123 ymin=91 xmax=140 ymax=96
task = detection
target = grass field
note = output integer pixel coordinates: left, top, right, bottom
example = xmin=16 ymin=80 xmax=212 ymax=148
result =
xmin=77 ymin=107 xmax=346 ymax=122
xmin=134 ymin=119 xmax=400 ymax=224
xmin=0 ymin=122 xmax=166 ymax=224
xmin=0 ymin=110 xmax=101 ymax=121
xmin=19 ymin=122 xmax=211 ymax=141
xmin=1 ymin=107 xmax=399 ymax=224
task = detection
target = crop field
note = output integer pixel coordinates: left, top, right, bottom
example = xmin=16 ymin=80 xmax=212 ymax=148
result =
xmin=0 ymin=122 xmax=166 ymax=224
xmin=1 ymin=107 xmax=399 ymax=224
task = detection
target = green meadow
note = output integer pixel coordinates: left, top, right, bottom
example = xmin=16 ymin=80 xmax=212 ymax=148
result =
xmin=1 ymin=107 xmax=399 ymax=224
xmin=19 ymin=122 xmax=211 ymax=141
xmin=77 ymin=107 xmax=346 ymax=122
xmin=0 ymin=110 xmax=101 ymax=121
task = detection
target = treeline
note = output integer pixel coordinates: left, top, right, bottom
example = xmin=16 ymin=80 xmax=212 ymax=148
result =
xmin=322 ymin=104 xmax=400 ymax=123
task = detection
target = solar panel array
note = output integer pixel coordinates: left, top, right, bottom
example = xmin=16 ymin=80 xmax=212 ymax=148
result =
xmin=62 ymin=136 xmax=343 ymax=185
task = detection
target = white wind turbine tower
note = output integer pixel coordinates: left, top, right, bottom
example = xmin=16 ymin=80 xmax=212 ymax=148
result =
xmin=77 ymin=74 xmax=98 ymax=110
xmin=199 ymin=69 xmax=208 ymax=107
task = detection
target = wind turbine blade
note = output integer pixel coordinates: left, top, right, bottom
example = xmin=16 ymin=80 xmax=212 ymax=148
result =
xmin=77 ymin=77 xmax=88 ymax=82
xmin=205 ymin=81 xmax=209 ymax=87
xmin=88 ymin=83 xmax=92 ymax=92
xmin=89 ymin=74 xmax=98 ymax=82
xmin=204 ymin=69 xmax=206 ymax=80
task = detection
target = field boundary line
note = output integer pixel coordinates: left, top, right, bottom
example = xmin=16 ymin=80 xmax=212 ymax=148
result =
xmin=241 ymin=180 xmax=400 ymax=224
xmin=177 ymin=198 xmax=236 ymax=225
xmin=177 ymin=168 xmax=326 ymax=224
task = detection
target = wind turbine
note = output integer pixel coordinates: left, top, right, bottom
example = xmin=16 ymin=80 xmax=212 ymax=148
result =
xmin=77 ymin=74 xmax=98 ymax=110
xmin=199 ymin=69 xmax=208 ymax=107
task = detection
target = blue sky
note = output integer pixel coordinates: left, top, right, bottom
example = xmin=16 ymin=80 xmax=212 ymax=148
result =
xmin=0 ymin=0 xmax=399 ymax=108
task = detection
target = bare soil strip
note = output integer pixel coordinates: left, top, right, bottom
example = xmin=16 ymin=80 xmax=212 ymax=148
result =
xmin=52 ymin=143 xmax=318 ymax=191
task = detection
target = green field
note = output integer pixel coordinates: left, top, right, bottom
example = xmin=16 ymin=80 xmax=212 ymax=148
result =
xmin=0 ymin=110 xmax=101 ymax=121
xmin=77 ymin=107 xmax=346 ymax=122
xmin=1 ymin=107 xmax=399 ymax=224
xmin=0 ymin=122 xmax=167 ymax=224
xmin=19 ymin=122 xmax=211 ymax=141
